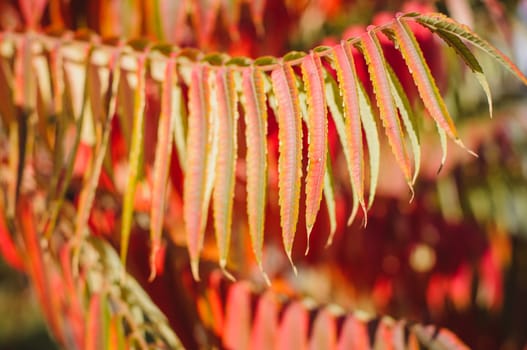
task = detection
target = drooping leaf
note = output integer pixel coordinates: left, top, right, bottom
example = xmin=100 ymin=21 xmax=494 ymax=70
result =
xmin=391 ymin=18 xmax=461 ymax=144
xmin=360 ymin=29 xmax=413 ymax=186
xmin=323 ymin=153 xmax=337 ymax=245
xmin=149 ymin=55 xmax=177 ymax=280
xmin=120 ymin=52 xmax=148 ymax=270
xmin=356 ymin=82 xmax=380 ymax=209
xmin=73 ymin=50 xmax=120 ymax=251
xmin=271 ymin=63 xmax=303 ymax=271
xmin=430 ymin=28 xmax=493 ymax=118
xmin=436 ymin=121 xmax=448 ymax=173
xmin=332 ymin=42 xmax=366 ymax=220
xmin=45 ymin=45 xmax=93 ymax=239
xmin=412 ymin=13 xmax=527 ymax=86
xmin=184 ymin=64 xmax=212 ymax=280
xmin=322 ymin=69 xmax=359 ymax=226
xmin=241 ymin=66 xmax=268 ymax=278
xmin=301 ymin=52 xmax=327 ymax=242
xmin=213 ymin=66 xmax=238 ymax=272
xmin=173 ymin=77 xmax=188 ymax=172
xmin=385 ymin=64 xmax=421 ymax=184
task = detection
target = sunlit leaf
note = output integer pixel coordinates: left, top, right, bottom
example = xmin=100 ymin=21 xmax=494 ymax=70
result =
xmin=212 ymin=66 xmax=238 ymax=272
xmin=184 ymin=64 xmax=213 ymax=280
xmin=412 ymin=13 xmax=527 ymax=86
xmin=241 ymin=66 xmax=268 ymax=278
xmin=392 ymin=18 xmax=461 ymax=144
xmin=271 ymin=63 xmax=303 ymax=271
xmin=301 ymin=52 xmax=327 ymax=243
xmin=332 ymin=42 xmax=366 ymax=221
xmin=385 ymin=64 xmax=421 ymax=184
xmin=360 ymin=29 xmax=413 ymax=186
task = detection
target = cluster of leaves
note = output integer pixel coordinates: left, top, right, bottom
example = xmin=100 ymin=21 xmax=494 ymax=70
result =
xmin=1 ymin=1 xmax=527 ymax=348
xmin=193 ymin=270 xmax=469 ymax=349
xmin=0 ymin=196 xmax=182 ymax=349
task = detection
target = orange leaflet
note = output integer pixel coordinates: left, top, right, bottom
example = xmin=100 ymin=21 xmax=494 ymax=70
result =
xmin=392 ymin=18 xmax=459 ymax=141
xmin=271 ymin=63 xmax=303 ymax=271
xmin=213 ymin=67 xmax=238 ymax=272
xmin=332 ymin=42 xmax=366 ymax=217
xmin=241 ymin=67 xmax=269 ymax=279
xmin=301 ymin=52 xmax=328 ymax=241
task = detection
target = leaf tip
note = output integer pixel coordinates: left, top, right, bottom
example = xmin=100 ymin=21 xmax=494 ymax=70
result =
xmin=221 ymin=264 xmax=236 ymax=282
xmin=286 ymin=250 xmax=298 ymax=276
xmin=191 ymin=259 xmax=201 ymax=281
xmin=454 ymin=139 xmax=478 ymax=158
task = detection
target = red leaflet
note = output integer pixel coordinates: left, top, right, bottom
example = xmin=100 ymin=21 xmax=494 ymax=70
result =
xmin=0 ymin=207 xmax=24 ymax=270
xmin=250 ymin=291 xmax=278 ymax=350
xmin=150 ymin=55 xmax=177 ymax=280
xmin=275 ymin=301 xmax=308 ymax=350
xmin=332 ymin=42 xmax=366 ymax=218
xmin=309 ymin=309 xmax=337 ymax=350
xmin=337 ymin=315 xmax=371 ymax=349
xmin=223 ymin=282 xmax=251 ymax=349
xmin=301 ymin=52 xmax=328 ymax=241
xmin=271 ymin=64 xmax=303 ymax=271
xmin=361 ymin=29 xmax=413 ymax=185
xmin=392 ymin=18 xmax=459 ymax=141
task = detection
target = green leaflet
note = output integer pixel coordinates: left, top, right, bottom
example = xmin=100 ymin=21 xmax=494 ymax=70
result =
xmin=430 ymin=28 xmax=493 ymax=118
xmin=184 ymin=64 xmax=212 ymax=280
xmin=241 ymin=67 xmax=268 ymax=280
xmin=360 ymin=30 xmax=413 ymax=187
xmin=301 ymin=52 xmax=328 ymax=244
xmin=213 ymin=67 xmax=238 ymax=273
xmin=332 ymin=42 xmax=366 ymax=222
xmin=436 ymin=122 xmax=448 ymax=174
xmin=357 ymin=81 xmax=380 ymax=209
xmin=322 ymin=68 xmax=359 ymax=226
xmin=120 ymin=53 xmax=148 ymax=271
xmin=271 ymin=63 xmax=303 ymax=272
xmin=413 ymin=13 xmax=527 ymax=86
xmin=323 ymin=153 xmax=337 ymax=246
xmin=391 ymin=18 xmax=460 ymax=143
xmin=149 ymin=56 xmax=177 ymax=281
xmin=385 ymin=65 xmax=421 ymax=185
